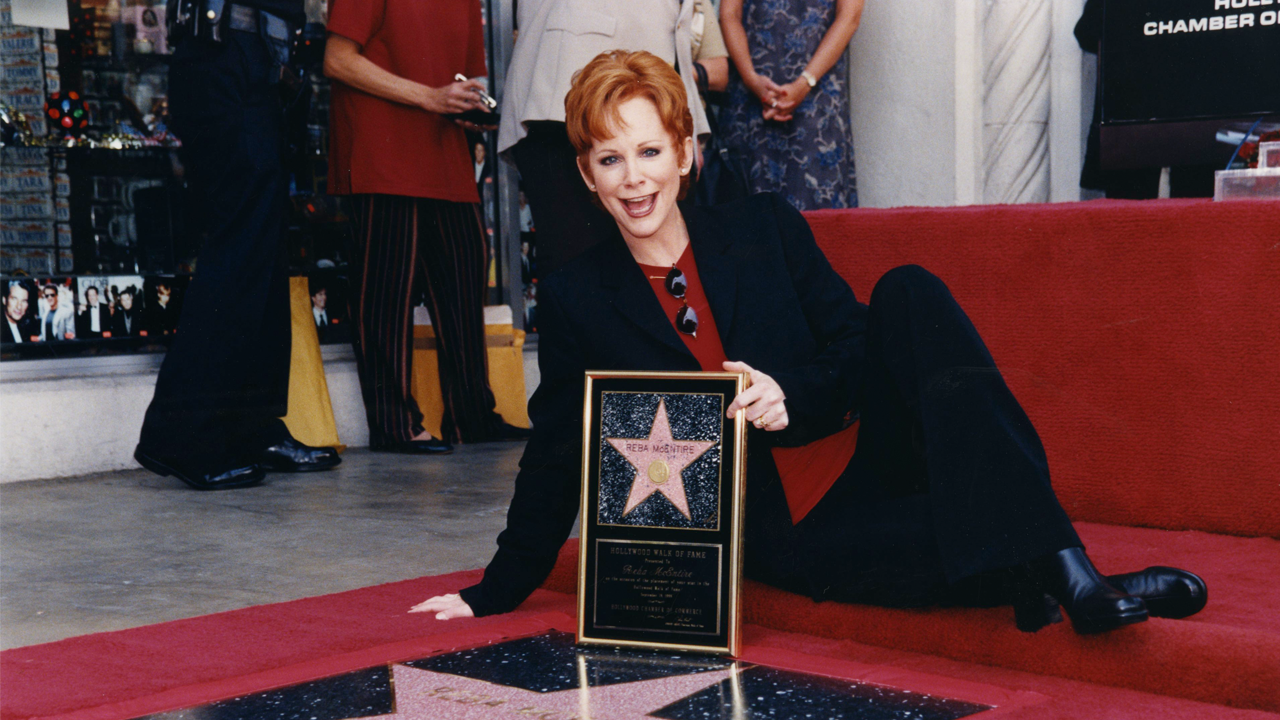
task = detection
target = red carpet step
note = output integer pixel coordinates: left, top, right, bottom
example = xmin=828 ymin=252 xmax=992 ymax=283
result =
xmin=4 ymin=562 xmax=1278 ymax=720
xmin=542 ymin=521 xmax=1280 ymax=712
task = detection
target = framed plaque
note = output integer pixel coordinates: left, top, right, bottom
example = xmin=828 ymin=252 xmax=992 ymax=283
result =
xmin=577 ymin=371 xmax=748 ymax=656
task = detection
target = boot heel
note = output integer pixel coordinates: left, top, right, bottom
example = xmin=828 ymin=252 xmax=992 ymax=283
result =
xmin=1030 ymin=548 xmax=1149 ymax=635
xmin=1013 ymin=589 xmax=1063 ymax=633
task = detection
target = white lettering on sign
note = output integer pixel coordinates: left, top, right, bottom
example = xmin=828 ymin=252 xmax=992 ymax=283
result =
xmin=1146 ymin=13 xmax=1269 ymax=32
xmin=1150 ymin=0 xmax=1275 ymax=35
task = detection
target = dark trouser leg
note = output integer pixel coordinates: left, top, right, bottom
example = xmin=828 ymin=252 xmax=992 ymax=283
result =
xmin=139 ymin=34 xmax=290 ymax=468
xmin=412 ymin=199 xmax=502 ymax=443
xmin=798 ymin=266 xmax=1080 ymax=605
xmin=509 ymin=122 xmax=616 ymax=278
xmin=347 ymin=194 xmax=425 ymax=448
xmin=861 ymin=265 xmax=1081 ymax=581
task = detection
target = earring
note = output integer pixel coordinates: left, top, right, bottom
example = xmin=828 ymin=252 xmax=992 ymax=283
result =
xmin=588 ymin=185 xmax=597 ymax=191
xmin=680 ymin=167 xmax=690 ymax=176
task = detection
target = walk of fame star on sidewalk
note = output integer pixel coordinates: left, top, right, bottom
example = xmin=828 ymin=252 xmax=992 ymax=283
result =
xmin=372 ymin=662 xmax=735 ymax=720
xmin=606 ymin=399 xmax=716 ymax=521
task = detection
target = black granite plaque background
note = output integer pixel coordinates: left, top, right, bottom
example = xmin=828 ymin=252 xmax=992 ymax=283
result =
xmin=129 ymin=631 xmax=993 ymax=720
xmin=135 ymin=667 xmax=392 ymax=720
xmin=653 ymin=664 xmax=991 ymax=720
xmin=405 ymin=630 xmax=731 ymax=692
xmin=594 ymin=539 xmax=721 ymax=634
xmin=598 ymin=391 xmax=724 ymax=530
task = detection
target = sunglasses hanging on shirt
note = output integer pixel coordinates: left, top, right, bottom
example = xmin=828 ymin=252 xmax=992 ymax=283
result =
xmin=663 ymin=265 xmax=698 ymax=337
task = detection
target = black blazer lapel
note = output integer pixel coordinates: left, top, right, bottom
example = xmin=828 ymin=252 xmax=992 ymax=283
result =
xmin=684 ymin=203 xmax=738 ymax=349
xmin=596 ymin=236 xmax=693 ymax=360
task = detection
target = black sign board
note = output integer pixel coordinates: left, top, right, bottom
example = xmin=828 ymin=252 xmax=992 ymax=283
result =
xmin=1100 ymin=0 xmax=1279 ymax=167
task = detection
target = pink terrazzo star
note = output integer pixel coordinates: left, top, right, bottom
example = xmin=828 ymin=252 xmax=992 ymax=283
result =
xmin=606 ymin=399 xmax=716 ymax=520
xmin=366 ymin=662 xmax=736 ymax=720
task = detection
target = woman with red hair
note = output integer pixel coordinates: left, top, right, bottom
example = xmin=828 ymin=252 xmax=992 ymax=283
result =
xmin=416 ymin=51 xmax=1205 ymax=634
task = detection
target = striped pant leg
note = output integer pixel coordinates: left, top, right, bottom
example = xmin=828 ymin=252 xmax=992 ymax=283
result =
xmin=414 ymin=199 xmax=501 ymax=443
xmin=348 ymin=194 xmax=426 ymax=447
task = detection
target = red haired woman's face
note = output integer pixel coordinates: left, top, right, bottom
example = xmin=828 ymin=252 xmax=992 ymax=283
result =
xmin=578 ymin=97 xmax=693 ymax=248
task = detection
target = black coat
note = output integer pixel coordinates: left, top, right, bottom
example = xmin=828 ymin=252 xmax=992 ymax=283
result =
xmin=76 ymin=303 xmax=111 ymax=339
xmin=460 ymin=193 xmax=869 ymax=616
xmin=110 ymin=308 xmax=141 ymax=337
xmin=3 ymin=316 xmax=38 ymax=344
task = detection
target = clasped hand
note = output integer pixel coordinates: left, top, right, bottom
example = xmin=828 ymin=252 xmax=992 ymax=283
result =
xmin=744 ymin=73 xmax=811 ymax=122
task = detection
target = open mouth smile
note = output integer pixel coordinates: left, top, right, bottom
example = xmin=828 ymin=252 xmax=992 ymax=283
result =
xmin=621 ymin=193 xmax=657 ymax=218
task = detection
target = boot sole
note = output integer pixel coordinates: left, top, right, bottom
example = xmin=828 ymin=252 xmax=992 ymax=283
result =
xmin=1067 ymin=607 xmax=1149 ymax=635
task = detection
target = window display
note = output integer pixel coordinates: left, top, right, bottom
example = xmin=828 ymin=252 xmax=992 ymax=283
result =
xmin=3 ymin=0 xmax=514 ymax=361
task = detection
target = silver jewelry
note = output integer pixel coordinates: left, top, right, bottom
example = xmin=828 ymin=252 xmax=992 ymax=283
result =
xmin=800 ymin=70 xmax=817 ymax=88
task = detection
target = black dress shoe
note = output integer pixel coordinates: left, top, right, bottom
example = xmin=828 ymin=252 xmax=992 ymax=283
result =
xmin=379 ymin=437 xmax=454 ymax=454
xmin=1108 ymin=566 xmax=1207 ymax=619
xmin=1017 ymin=547 xmax=1148 ymax=634
xmin=256 ymin=437 xmax=341 ymax=472
xmin=134 ymin=446 xmax=264 ymax=491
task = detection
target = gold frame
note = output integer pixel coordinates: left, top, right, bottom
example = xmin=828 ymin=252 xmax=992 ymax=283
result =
xmin=576 ymin=370 xmax=748 ymax=656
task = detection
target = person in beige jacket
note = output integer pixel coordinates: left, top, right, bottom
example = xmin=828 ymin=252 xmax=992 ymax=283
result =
xmin=498 ymin=0 xmax=716 ymax=278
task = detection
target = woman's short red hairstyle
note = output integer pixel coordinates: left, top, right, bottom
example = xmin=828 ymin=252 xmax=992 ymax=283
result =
xmin=565 ymin=50 xmax=694 ymax=199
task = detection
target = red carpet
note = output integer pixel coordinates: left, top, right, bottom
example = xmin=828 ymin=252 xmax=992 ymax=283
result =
xmin=3 ymin=564 xmax=1278 ymax=720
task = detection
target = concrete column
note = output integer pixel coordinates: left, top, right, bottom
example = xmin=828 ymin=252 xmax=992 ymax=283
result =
xmin=982 ymin=0 xmax=1052 ymax=204
xmin=1049 ymin=0 xmax=1085 ymax=202
xmin=848 ymin=0 xmax=959 ymax=208
xmin=955 ymin=0 xmax=985 ymax=205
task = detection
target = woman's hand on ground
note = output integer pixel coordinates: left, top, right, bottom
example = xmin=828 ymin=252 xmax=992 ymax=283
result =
xmin=409 ymin=593 xmax=475 ymax=620
xmin=723 ymin=360 xmax=789 ymax=431
xmin=420 ymin=79 xmax=488 ymax=115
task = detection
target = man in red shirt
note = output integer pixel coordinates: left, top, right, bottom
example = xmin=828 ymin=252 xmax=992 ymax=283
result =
xmin=325 ymin=0 xmax=524 ymax=452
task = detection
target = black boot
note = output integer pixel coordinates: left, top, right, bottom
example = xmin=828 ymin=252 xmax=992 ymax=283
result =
xmin=1016 ymin=548 xmax=1148 ymax=634
xmin=1108 ymin=567 xmax=1207 ymax=619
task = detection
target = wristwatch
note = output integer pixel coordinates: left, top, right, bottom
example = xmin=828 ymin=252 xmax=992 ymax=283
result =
xmin=800 ymin=70 xmax=817 ymax=88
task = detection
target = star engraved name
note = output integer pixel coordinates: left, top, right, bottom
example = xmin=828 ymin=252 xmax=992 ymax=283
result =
xmin=363 ymin=661 xmax=738 ymax=720
xmin=605 ymin=398 xmax=716 ymax=521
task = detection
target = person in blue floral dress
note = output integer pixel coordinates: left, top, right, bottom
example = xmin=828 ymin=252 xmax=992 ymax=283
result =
xmin=720 ymin=0 xmax=863 ymax=209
